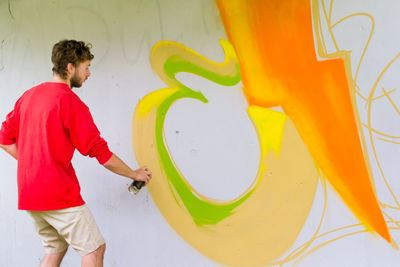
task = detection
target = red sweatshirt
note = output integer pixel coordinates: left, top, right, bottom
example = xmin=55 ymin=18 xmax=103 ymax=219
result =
xmin=0 ymin=82 xmax=113 ymax=210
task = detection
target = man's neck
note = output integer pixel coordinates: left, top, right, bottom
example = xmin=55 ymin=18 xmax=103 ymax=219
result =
xmin=51 ymin=75 xmax=71 ymax=88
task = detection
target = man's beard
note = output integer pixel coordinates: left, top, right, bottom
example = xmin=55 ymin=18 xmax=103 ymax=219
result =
xmin=70 ymin=73 xmax=83 ymax=88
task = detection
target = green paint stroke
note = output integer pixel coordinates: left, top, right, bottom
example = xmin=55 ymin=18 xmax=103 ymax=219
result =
xmin=150 ymin=40 xmax=258 ymax=226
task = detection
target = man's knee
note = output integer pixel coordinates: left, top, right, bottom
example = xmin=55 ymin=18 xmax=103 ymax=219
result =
xmin=82 ymin=244 xmax=106 ymax=266
xmin=83 ymin=243 xmax=106 ymax=258
xmin=40 ymin=249 xmax=68 ymax=267
xmin=99 ymin=244 xmax=106 ymax=254
xmin=96 ymin=243 xmax=106 ymax=257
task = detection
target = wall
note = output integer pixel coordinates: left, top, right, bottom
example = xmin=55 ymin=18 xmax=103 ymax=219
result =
xmin=1 ymin=0 xmax=400 ymax=266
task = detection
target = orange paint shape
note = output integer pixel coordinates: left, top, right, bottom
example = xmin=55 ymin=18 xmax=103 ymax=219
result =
xmin=217 ymin=0 xmax=390 ymax=242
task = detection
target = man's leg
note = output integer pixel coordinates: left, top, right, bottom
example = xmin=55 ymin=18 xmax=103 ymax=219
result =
xmin=81 ymin=244 xmax=106 ymax=267
xmin=39 ymin=249 xmax=68 ymax=267
xmin=26 ymin=210 xmax=69 ymax=266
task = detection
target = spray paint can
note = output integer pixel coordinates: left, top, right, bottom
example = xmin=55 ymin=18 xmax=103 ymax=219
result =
xmin=128 ymin=180 xmax=145 ymax=195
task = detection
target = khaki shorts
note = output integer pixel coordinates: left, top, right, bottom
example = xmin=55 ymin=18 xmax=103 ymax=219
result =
xmin=26 ymin=204 xmax=105 ymax=256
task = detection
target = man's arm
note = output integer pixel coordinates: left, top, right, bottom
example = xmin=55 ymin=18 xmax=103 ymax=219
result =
xmin=103 ymin=154 xmax=152 ymax=184
xmin=59 ymin=96 xmax=152 ymax=183
xmin=0 ymin=143 xmax=18 ymax=160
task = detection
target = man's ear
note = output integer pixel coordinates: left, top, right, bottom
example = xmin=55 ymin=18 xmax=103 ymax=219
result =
xmin=66 ymin=63 xmax=75 ymax=76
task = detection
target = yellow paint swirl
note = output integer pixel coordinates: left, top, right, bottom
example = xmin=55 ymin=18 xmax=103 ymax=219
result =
xmin=132 ymin=39 xmax=319 ymax=266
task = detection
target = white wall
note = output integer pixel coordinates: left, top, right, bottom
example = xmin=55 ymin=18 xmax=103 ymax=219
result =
xmin=1 ymin=0 xmax=400 ymax=266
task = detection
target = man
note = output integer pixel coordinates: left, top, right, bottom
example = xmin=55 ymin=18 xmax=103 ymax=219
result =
xmin=0 ymin=40 xmax=152 ymax=267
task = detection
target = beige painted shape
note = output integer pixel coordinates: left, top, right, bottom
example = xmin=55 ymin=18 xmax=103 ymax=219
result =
xmin=133 ymin=91 xmax=319 ymax=266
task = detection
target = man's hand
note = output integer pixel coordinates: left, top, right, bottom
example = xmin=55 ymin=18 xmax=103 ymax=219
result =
xmin=132 ymin=166 xmax=152 ymax=185
xmin=0 ymin=143 xmax=18 ymax=159
xmin=103 ymin=154 xmax=152 ymax=185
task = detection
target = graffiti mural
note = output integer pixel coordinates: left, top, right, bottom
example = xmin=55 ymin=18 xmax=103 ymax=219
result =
xmin=131 ymin=0 xmax=400 ymax=266
xmin=133 ymin=38 xmax=319 ymax=266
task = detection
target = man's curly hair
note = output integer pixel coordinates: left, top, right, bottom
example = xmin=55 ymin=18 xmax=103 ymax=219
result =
xmin=51 ymin=40 xmax=94 ymax=79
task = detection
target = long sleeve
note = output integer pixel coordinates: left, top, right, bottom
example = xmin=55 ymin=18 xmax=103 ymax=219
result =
xmin=60 ymin=94 xmax=113 ymax=164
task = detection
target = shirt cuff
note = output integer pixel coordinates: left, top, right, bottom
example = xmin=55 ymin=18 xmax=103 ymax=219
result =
xmin=97 ymin=151 xmax=113 ymax=165
xmin=0 ymin=131 xmax=16 ymax=145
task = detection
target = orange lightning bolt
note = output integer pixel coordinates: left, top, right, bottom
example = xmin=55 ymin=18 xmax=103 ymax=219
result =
xmin=217 ymin=0 xmax=391 ymax=242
